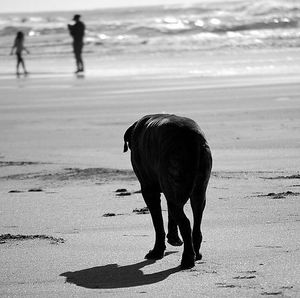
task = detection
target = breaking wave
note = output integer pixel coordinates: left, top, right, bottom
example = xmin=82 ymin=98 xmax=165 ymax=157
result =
xmin=0 ymin=0 xmax=299 ymax=55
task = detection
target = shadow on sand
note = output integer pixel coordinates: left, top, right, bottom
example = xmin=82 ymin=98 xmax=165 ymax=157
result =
xmin=76 ymin=72 xmax=85 ymax=79
xmin=60 ymin=252 xmax=180 ymax=289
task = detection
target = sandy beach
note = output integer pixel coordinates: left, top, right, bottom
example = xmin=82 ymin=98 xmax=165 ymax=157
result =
xmin=0 ymin=49 xmax=299 ymax=297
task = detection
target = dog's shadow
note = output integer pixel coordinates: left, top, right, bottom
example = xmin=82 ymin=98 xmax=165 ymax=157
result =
xmin=60 ymin=252 xmax=180 ymax=289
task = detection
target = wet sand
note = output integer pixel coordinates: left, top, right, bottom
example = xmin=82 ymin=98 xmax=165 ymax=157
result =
xmin=0 ymin=53 xmax=299 ymax=297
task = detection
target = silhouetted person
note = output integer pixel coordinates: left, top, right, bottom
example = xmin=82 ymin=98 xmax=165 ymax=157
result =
xmin=10 ymin=31 xmax=29 ymax=76
xmin=68 ymin=14 xmax=85 ymax=73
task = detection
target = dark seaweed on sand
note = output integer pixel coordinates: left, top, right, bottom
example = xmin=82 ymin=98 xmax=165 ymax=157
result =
xmin=259 ymin=191 xmax=300 ymax=199
xmin=133 ymin=207 xmax=149 ymax=214
xmin=0 ymin=234 xmax=64 ymax=244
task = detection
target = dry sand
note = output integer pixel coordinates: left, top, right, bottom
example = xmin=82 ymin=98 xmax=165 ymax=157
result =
xmin=0 ymin=52 xmax=299 ymax=297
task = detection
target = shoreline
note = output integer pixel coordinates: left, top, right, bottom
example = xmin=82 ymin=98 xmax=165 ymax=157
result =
xmin=1 ymin=47 xmax=300 ymax=80
xmin=0 ymin=67 xmax=299 ymax=171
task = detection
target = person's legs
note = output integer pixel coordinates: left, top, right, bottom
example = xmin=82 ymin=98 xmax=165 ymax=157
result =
xmin=78 ymin=53 xmax=84 ymax=72
xmin=73 ymin=43 xmax=84 ymax=72
xmin=21 ymin=58 xmax=27 ymax=74
xmin=16 ymin=53 xmax=28 ymax=74
xmin=16 ymin=53 xmax=21 ymax=74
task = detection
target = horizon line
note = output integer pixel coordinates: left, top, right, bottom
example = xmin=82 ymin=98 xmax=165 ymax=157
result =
xmin=0 ymin=2 xmax=204 ymax=15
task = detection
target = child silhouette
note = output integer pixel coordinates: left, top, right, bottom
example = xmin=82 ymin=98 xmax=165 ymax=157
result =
xmin=10 ymin=31 xmax=30 ymax=75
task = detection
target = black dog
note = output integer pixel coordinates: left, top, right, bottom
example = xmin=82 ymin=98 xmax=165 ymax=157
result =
xmin=124 ymin=114 xmax=212 ymax=269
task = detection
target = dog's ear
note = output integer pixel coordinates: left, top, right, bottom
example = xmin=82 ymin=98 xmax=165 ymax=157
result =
xmin=123 ymin=141 xmax=129 ymax=153
xmin=123 ymin=122 xmax=136 ymax=152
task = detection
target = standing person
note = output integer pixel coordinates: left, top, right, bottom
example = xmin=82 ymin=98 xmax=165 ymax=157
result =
xmin=10 ymin=31 xmax=30 ymax=76
xmin=68 ymin=14 xmax=85 ymax=73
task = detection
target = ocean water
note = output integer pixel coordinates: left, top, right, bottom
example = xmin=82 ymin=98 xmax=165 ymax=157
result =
xmin=0 ymin=0 xmax=299 ymax=58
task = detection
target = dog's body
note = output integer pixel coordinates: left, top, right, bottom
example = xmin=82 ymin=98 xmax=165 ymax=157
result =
xmin=124 ymin=114 xmax=212 ymax=269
